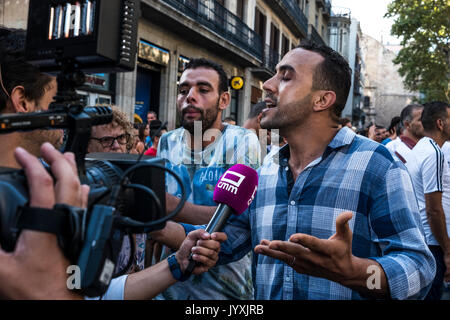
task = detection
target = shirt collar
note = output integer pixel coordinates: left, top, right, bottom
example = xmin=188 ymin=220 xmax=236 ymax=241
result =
xmin=278 ymin=127 xmax=356 ymax=166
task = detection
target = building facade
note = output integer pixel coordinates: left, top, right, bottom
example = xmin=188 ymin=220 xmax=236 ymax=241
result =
xmin=328 ymin=7 xmax=364 ymax=127
xmin=1 ymin=0 xmax=331 ymax=128
xmin=361 ymin=34 xmax=418 ymax=127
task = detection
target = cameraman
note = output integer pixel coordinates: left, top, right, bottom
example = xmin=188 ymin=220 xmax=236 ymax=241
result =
xmin=0 ymin=28 xmax=63 ymax=170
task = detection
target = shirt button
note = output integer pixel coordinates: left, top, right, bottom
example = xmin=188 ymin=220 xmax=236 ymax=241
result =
xmin=286 ymin=276 xmax=291 ymax=282
xmin=290 ymin=201 xmax=295 ymax=205
xmin=285 ymin=167 xmax=289 ymax=171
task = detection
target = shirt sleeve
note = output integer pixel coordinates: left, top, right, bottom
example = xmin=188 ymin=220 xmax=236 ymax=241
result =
xmin=421 ymin=146 xmax=444 ymax=194
xmin=179 ymin=203 xmax=253 ymax=266
xmin=367 ymin=156 xmax=435 ymax=300
xmin=85 ymin=275 xmax=128 ymax=300
xmin=216 ymin=206 xmax=253 ymax=265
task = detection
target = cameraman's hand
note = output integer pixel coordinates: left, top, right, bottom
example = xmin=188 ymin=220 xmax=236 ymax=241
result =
xmin=29 ymin=142 xmax=90 ymax=208
xmin=176 ymin=229 xmax=227 ymax=275
xmin=0 ymin=143 xmax=88 ymax=299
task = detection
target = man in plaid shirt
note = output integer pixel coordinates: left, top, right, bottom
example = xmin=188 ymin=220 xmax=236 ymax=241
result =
xmin=154 ymin=41 xmax=435 ymax=299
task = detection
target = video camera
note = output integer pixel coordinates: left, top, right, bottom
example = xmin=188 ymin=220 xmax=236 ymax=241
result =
xmin=0 ymin=0 xmax=186 ymax=297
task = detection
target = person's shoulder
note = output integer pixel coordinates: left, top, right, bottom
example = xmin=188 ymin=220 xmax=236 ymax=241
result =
xmin=350 ymin=134 xmax=403 ymax=170
xmin=385 ymin=137 xmax=398 ymax=150
xmin=158 ymin=127 xmax=184 ymax=153
xmin=412 ymin=137 xmax=442 ymax=158
xmin=442 ymin=141 xmax=450 ymax=155
xmin=160 ymin=127 xmax=184 ymax=142
xmin=224 ymin=124 xmax=257 ymax=137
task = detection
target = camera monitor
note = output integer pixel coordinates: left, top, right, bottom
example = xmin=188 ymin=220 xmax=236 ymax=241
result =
xmin=25 ymin=0 xmax=139 ymax=73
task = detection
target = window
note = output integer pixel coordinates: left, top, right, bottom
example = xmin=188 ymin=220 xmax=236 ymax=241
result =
xmin=236 ymin=0 xmax=244 ymax=20
xmin=270 ymin=23 xmax=280 ymax=53
xmin=315 ymin=15 xmax=319 ymax=29
xmin=254 ymin=7 xmax=266 ymax=43
xmin=229 ymin=89 xmax=239 ymax=122
xmin=251 ymin=86 xmax=262 ymax=104
xmin=281 ymin=34 xmax=290 ymax=57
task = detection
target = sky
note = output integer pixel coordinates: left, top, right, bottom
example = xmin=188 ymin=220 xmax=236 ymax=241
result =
xmin=331 ymin=0 xmax=401 ymax=44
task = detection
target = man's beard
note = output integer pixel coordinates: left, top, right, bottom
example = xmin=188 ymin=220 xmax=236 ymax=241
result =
xmin=260 ymin=93 xmax=313 ymax=131
xmin=180 ymin=100 xmax=220 ymax=135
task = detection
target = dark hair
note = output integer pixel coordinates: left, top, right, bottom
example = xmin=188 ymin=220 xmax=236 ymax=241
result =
xmin=149 ymin=120 xmax=167 ymax=139
xmin=421 ymin=101 xmax=450 ymax=131
xmin=248 ymin=101 xmax=266 ymax=119
xmin=223 ymin=116 xmax=236 ymax=122
xmin=183 ymin=58 xmax=229 ymax=94
xmin=0 ymin=28 xmax=54 ymax=112
xmin=137 ymin=123 xmax=147 ymax=142
xmin=375 ymin=125 xmax=385 ymax=130
xmin=400 ymin=104 xmax=423 ymax=125
xmin=388 ymin=116 xmax=402 ymax=134
xmin=296 ymin=40 xmax=352 ymax=120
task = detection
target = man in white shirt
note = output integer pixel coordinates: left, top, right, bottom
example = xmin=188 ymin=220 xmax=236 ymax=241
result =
xmin=443 ymin=141 xmax=450 ymax=240
xmin=386 ymin=104 xmax=424 ymax=163
xmin=405 ymin=101 xmax=450 ymax=300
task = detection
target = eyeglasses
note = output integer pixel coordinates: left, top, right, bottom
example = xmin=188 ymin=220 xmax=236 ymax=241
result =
xmin=90 ymin=133 xmax=130 ymax=148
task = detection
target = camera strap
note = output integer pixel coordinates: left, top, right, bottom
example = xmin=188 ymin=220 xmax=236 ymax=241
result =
xmin=15 ymin=205 xmax=72 ymax=236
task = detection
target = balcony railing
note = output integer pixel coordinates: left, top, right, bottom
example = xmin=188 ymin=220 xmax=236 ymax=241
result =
xmin=331 ymin=6 xmax=351 ymax=19
xmin=280 ymin=0 xmax=308 ymax=35
xmin=161 ymin=0 xmax=262 ymax=60
xmin=262 ymin=0 xmax=308 ymax=37
xmin=309 ymin=25 xmax=326 ymax=46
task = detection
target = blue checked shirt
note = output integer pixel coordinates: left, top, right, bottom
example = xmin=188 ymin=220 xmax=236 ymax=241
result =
xmin=183 ymin=127 xmax=435 ymax=299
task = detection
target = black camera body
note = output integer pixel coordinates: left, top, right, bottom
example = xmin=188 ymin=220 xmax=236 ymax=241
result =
xmin=0 ymin=153 xmax=168 ymax=297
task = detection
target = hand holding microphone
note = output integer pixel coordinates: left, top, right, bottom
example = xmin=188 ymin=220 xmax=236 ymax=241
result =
xmin=183 ymin=164 xmax=258 ymax=277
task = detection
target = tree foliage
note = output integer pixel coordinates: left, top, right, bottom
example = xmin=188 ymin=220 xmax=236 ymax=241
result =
xmin=385 ymin=0 xmax=449 ymax=102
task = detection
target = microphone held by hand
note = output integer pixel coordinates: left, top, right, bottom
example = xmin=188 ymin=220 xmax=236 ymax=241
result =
xmin=183 ymin=164 xmax=258 ymax=276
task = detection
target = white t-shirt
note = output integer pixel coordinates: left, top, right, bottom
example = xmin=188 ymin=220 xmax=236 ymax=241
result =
xmin=386 ymin=137 xmax=414 ymax=163
xmin=405 ymin=137 xmax=450 ymax=245
xmin=442 ymin=141 xmax=450 ymax=237
xmin=85 ymin=274 xmax=127 ymax=300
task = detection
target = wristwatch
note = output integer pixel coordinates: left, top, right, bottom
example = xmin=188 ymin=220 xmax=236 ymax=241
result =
xmin=167 ymin=253 xmax=191 ymax=282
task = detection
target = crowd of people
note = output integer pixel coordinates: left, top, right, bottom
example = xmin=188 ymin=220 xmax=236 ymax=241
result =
xmin=0 ymin=26 xmax=449 ymax=300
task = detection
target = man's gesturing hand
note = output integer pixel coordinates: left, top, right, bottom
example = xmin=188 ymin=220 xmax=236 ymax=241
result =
xmin=254 ymin=211 xmax=388 ymax=297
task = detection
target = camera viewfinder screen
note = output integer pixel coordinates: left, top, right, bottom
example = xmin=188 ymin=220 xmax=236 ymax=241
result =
xmin=48 ymin=1 xmax=96 ymax=40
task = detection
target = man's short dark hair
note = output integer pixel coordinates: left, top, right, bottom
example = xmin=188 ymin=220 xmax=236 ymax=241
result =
xmin=421 ymin=101 xmax=450 ymax=131
xmin=183 ymin=58 xmax=229 ymax=94
xmin=248 ymin=101 xmax=266 ymax=119
xmin=400 ymin=104 xmax=423 ymax=125
xmin=0 ymin=28 xmax=54 ymax=112
xmin=296 ymin=40 xmax=352 ymax=120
